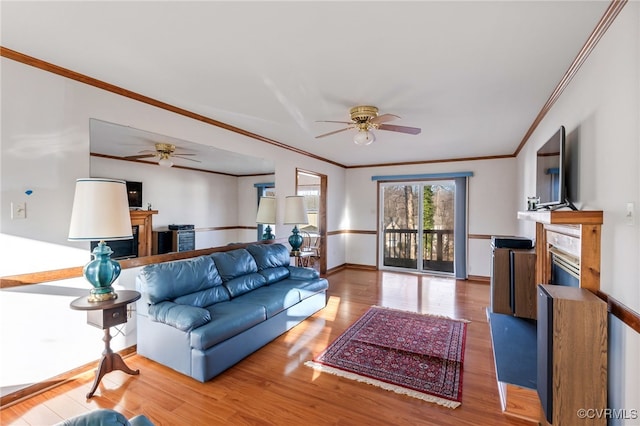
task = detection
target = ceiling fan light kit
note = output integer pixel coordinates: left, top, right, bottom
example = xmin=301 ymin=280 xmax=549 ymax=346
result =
xmin=158 ymin=155 xmax=174 ymax=168
xmin=124 ymin=142 xmax=200 ymax=167
xmin=315 ymin=105 xmax=421 ymax=144
xmin=353 ymin=130 xmax=375 ymax=146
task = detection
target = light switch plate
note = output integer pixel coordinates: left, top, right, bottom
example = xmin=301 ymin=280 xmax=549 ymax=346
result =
xmin=11 ymin=202 xmax=26 ymax=219
xmin=626 ymin=202 xmax=635 ymax=226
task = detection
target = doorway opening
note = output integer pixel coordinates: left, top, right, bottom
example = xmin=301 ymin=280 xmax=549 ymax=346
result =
xmin=296 ymin=169 xmax=327 ymax=275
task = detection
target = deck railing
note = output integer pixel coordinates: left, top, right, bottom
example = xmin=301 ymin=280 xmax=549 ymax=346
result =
xmin=383 ymin=228 xmax=454 ymax=272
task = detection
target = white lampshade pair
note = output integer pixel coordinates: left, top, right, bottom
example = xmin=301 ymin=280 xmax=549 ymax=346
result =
xmin=255 ymin=196 xmax=308 ymax=226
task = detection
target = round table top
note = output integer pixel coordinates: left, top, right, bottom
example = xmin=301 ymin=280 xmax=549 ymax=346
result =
xmin=70 ymin=290 xmax=141 ymax=311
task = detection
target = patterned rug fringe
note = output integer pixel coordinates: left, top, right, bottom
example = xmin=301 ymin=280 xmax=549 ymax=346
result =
xmin=304 ymin=361 xmax=462 ymax=409
xmin=371 ymin=305 xmax=471 ymax=323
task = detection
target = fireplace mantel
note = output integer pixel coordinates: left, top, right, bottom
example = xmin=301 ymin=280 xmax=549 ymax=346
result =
xmin=518 ymin=210 xmax=603 ymax=293
xmin=129 ymin=210 xmax=158 ymax=257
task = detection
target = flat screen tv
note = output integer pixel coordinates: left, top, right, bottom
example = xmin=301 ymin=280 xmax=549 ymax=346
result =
xmin=535 ymin=126 xmax=575 ymax=210
xmin=126 ymin=181 xmax=143 ymax=209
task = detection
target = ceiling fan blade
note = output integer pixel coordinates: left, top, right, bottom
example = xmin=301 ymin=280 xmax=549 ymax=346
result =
xmin=315 ymin=127 xmax=354 ymax=139
xmin=172 ymin=153 xmax=197 ymax=156
xmin=378 ymin=124 xmax=422 ymax=135
xmin=371 ymin=113 xmax=400 ymax=124
xmin=173 ymin=155 xmax=201 ymax=163
xmin=316 ymin=120 xmax=354 ymax=124
xmin=125 ymin=154 xmax=156 ymax=160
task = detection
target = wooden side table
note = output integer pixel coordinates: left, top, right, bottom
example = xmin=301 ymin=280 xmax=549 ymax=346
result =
xmin=70 ymin=290 xmax=141 ymax=398
xmin=291 ymin=251 xmax=313 ymax=267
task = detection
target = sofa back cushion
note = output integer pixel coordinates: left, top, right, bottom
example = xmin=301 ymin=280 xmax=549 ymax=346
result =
xmin=138 ymin=256 xmax=227 ymax=305
xmin=246 ymin=243 xmax=291 ymax=284
xmin=211 ymin=248 xmax=267 ymax=297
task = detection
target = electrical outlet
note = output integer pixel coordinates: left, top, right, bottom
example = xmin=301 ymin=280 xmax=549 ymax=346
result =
xmin=11 ymin=202 xmax=26 ymax=219
xmin=626 ymin=202 xmax=635 ymax=226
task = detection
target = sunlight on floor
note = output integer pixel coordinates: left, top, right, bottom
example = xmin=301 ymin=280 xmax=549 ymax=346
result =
xmin=284 ymin=296 xmax=342 ymax=381
xmin=380 ymin=272 xmax=458 ymax=317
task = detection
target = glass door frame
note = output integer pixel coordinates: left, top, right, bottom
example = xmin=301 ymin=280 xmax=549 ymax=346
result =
xmin=378 ymin=179 xmax=457 ymax=276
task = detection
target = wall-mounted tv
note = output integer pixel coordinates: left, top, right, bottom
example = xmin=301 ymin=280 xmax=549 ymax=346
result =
xmin=126 ymin=181 xmax=143 ymax=209
xmin=535 ymin=126 xmax=576 ymax=210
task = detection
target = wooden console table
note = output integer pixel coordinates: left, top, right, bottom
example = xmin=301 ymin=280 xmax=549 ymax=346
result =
xmin=70 ymin=290 xmax=141 ymax=398
xmin=130 ymin=210 xmax=157 ymax=257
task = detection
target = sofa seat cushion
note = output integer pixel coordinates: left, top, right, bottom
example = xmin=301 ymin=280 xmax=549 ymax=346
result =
xmin=276 ymin=277 xmax=329 ymax=299
xmin=148 ymin=302 xmax=211 ymax=332
xmin=138 ymin=256 xmax=225 ymax=305
xmin=190 ymin=301 xmax=266 ymax=350
xmin=232 ymin=285 xmax=301 ymax=317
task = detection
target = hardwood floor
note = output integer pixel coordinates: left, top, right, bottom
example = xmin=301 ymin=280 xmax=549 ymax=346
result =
xmin=0 ymin=269 xmax=535 ymax=425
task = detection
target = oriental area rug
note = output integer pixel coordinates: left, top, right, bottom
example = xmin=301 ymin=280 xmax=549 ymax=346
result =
xmin=305 ymin=306 xmax=468 ymax=408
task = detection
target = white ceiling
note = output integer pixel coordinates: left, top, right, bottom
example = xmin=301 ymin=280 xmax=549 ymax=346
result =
xmin=1 ymin=1 xmax=610 ymax=170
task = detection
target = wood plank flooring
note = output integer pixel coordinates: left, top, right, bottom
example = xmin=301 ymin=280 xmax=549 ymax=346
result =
xmin=0 ymin=269 xmax=536 ymax=425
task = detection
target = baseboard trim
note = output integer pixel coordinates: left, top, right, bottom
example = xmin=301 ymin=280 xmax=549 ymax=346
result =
xmin=327 ymin=263 xmax=377 ymax=275
xmin=468 ymin=275 xmax=490 ymax=284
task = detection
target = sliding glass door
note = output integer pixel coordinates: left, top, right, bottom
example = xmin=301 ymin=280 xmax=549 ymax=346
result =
xmin=380 ymin=181 xmax=456 ymax=274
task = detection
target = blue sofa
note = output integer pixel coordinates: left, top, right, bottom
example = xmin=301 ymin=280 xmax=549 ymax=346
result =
xmin=135 ymin=243 xmax=328 ymax=382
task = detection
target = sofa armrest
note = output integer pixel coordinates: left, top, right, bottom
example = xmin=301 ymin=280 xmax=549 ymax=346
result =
xmin=129 ymin=415 xmax=155 ymax=426
xmin=148 ymin=301 xmax=211 ymax=332
xmin=55 ymin=409 xmax=131 ymax=426
xmin=287 ymin=266 xmax=320 ymax=280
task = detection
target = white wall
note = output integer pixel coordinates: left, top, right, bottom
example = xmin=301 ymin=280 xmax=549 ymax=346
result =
xmin=0 ymin=57 xmax=345 ymax=394
xmin=92 ymin=156 xmax=238 ymax=238
xmin=91 ymin=157 xmax=275 ymax=248
xmin=516 ymin=3 xmax=639 ymax=422
xmin=344 ymin=157 xmax=519 ymax=277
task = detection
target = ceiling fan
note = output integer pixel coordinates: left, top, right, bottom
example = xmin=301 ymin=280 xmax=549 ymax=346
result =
xmin=125 ymin=143 xmax=201 ymax=168
xmin=315 ymin=105 xmax=421 ymax=145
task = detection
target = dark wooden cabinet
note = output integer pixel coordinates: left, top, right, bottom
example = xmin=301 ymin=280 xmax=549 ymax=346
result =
xmin=491 ymin=245 xmax=536 ymax=319
xmin=511 ymin=250 xmax=537 ymax=319
xmin=491 ymin=248 xmax=512 ymax=315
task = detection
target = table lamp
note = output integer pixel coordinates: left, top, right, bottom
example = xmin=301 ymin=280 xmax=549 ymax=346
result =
xmin=68 ymin=178 xmax=133 ymax=302
xmin=256 ymin=196 xmax=276 ymax=239
xmin=284 ymin=195 xmax=308 ymax=255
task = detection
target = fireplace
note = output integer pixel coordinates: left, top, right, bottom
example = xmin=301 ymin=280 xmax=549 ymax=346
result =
xmin=91 ymin=225 xmax=139 ymax=260
xmin=549 ymin=248 xmax=580 ymax=287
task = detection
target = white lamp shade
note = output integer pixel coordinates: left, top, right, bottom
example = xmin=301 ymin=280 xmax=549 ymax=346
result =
xmin=283 ymin=196 xmax=308 ymax=225
xmin=256 ymin=196 xmax=277 ymax=224
xmin=68 ymin=178 xmax=133 ymax=241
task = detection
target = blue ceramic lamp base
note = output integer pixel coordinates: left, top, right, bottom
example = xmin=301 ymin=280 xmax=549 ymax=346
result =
xmin=84 ymin=241 xmax=120 ymax=302
xmin=288 ymin=225 xmax=303 ymax=255
xmin=262 ymin=225 xmax=275 ymax=240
